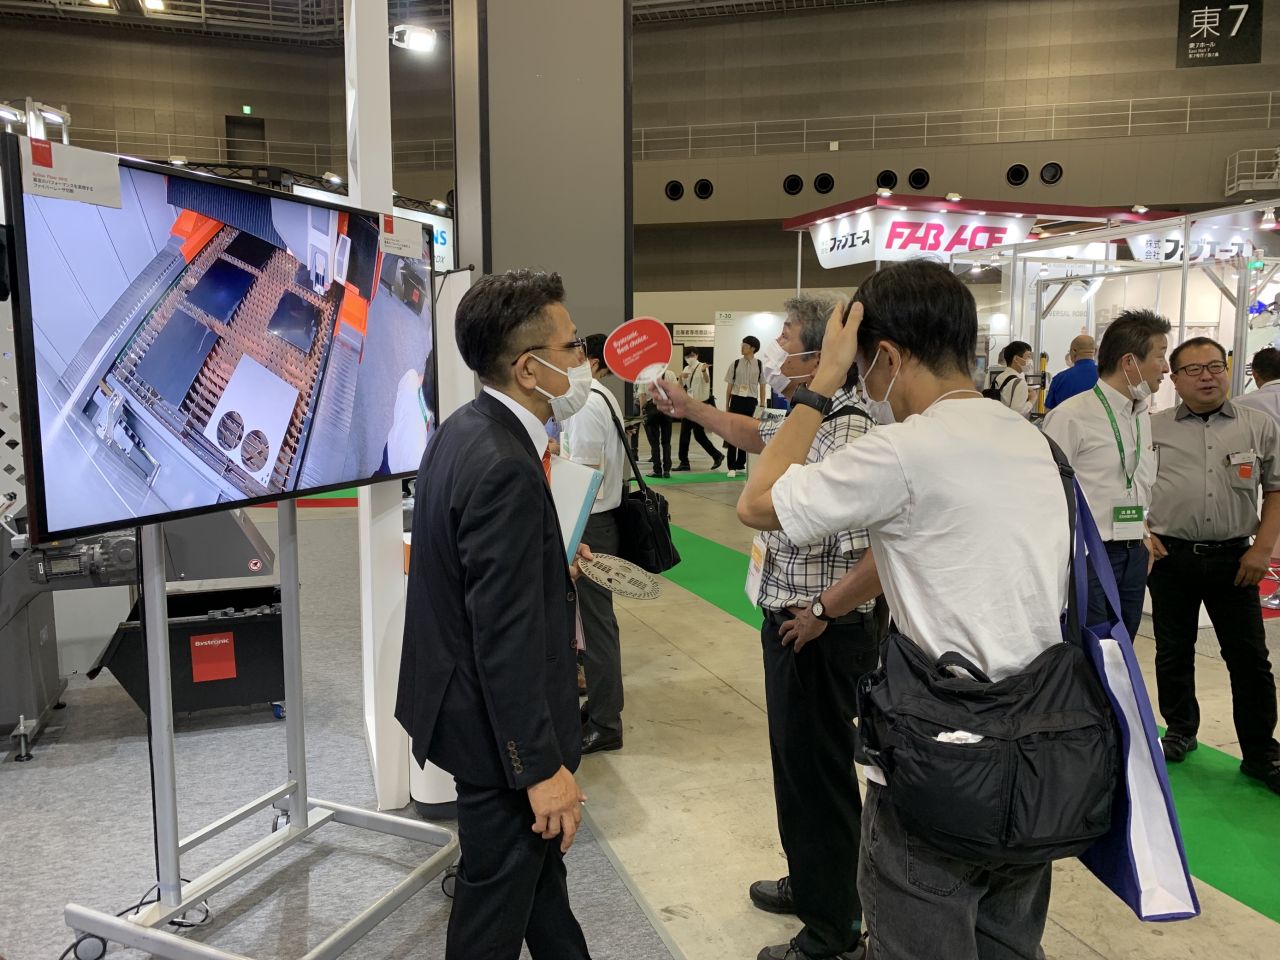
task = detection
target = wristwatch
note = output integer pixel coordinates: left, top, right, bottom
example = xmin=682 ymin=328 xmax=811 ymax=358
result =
xmin=790 ymin=386 xmax=833 ymax=416
xmin=810 ymin=593 xmax=836 ymax=622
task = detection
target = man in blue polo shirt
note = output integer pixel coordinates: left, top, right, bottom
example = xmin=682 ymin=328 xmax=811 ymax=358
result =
xmin=1045 ymin=334 xmax=1098 ymax=410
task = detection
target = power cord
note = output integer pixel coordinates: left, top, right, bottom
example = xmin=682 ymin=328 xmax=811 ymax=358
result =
xmin=56 ymin=879 xmax=212 ymax=958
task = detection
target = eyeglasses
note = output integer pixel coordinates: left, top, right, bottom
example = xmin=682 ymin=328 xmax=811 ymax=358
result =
xmin=1174 ymin=360 xmax=1227 ymax=377
xmin=510 ymin=337 xmax=588 ymax=365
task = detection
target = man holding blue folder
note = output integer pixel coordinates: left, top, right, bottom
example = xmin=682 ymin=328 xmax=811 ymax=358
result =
xmin=562 ymin=333 xmax=629 ymax=755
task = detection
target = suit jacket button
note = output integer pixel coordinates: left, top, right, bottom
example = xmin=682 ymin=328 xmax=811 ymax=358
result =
xmin=513 ymin=762 xmax=524 ymax=773
xmin=567 ymin=591 xmax=576 ymax=602
xmin=507 ymin=741 xmax=516 ymax=749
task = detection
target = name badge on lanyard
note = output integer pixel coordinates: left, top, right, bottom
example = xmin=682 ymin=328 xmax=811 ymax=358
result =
xmin=1094 ymin=386 xmax=1146 ymax=541
xmin=745 ymin=533 xmax=768 ymax=606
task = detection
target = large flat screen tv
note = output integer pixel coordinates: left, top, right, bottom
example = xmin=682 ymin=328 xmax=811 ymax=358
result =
xmin=0 ymin=134 xmax=437 ymax=543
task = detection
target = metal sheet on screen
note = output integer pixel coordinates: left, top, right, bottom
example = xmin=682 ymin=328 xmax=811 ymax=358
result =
xmin=1176 ymin=1 xmax=1263 ymax=67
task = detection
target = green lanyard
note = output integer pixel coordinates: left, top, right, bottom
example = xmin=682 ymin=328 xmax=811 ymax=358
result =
xmin=1093 ymin=385 xmax=1140 ymax=491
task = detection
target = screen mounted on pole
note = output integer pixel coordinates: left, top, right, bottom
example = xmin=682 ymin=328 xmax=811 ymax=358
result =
xmin=0 ymin=133 xmax=439 ymax=543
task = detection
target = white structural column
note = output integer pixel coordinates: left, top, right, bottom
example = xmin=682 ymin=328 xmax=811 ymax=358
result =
xmin=346 ymin=0 xmax=411 ymax=811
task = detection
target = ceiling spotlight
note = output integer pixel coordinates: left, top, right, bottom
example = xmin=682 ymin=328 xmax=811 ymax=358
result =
xmin=1132 ymin=204 xmax=1149 ymax=214
xmin=143 ymin=0 xmax=165 ymax=10
xmin=875 ymin=187 xmax=892 ymax=198
xmin=89 ymin=0 xmax=111 ymax=6
xmin=391 ymin=24 xmax=437 ymax=52
xmin=168 ymin=155 xmax=187 ymax=166
xmin=977 ymin=210 xmax=987 ymax=216
xmin=431 ymin=199 xmax=448 ymax=211
xmin=945 ymin=192 xmax=962 ymax=202
xmin=323 ymin=171 xmax=343 ymax=185
xmin=970 ymin=264 xmax=983 ymax=275
xmin=0 ymin=102 xmax=23 ymax=124
xmin=1013 ymin=213 xmax=1024 ymax=218
xmin=1260 ymin=207 xmax=1277 ymax=229
xmin=898 ymin=206 xmax=908 ymax=211
xmin=1030 ymin=225 xmax=1045 ymax=235
xmin=39 ymin=107 xmax=69 ymax=125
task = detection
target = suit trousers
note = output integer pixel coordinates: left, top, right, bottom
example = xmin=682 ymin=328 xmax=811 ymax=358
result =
xmin=762 ymin=610 xmax=879 ymax=957
xmin=1086 ymin=540 xmax=1148 ymax=643
xmin=1148 ymin=540 xmax=1280 ymax=764
xmin=678 ymin=400 xmax=722 ymax=465
xmin=859 ymin=783 xmax=1052 ymax=960
xmin=447 ymin=780 xmax=591 ymax=960
xmin=580 ymin=510 xmax=623 ymax=738
xmin=644 ymin=413 xmax=672 ymax=474
xmin=727 ymin=395 xmax=758 ymax=469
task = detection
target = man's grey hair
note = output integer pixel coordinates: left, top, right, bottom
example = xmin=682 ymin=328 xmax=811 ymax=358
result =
xmin=784 ymin=293 xmax=841 ymax=353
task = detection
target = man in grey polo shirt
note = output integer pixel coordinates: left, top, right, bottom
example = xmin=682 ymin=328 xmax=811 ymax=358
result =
xmin=1147 ymin=336 xmax=1280 ymax=795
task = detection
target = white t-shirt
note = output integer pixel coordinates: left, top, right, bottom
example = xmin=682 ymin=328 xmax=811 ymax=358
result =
xmin=561 ymin=382 xmax=625 ymax=513
xmin=683 ymin=360 xmax=711 ymax=403
xmin=771 ymin=397 xmax=1070 ymax=680
xmin=988 ymin=366 xmax=1032 ymax=416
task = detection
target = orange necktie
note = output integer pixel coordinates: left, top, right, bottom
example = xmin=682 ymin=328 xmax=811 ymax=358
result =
xmin=542 ymin=448 xmax=553 ymax=485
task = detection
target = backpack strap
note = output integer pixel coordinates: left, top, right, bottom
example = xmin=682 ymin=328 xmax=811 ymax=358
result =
xmin=1044 ymin=435 xmax=1081 ymax=647
xmin=822 ymin=403 xmax=873 ymax=424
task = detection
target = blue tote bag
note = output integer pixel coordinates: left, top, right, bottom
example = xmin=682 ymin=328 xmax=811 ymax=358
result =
xmin=1067 ymin=480 xmax=1200 ymax=921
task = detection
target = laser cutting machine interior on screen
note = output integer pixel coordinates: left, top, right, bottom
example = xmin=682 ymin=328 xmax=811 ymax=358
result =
xmin=1 ymin=135 xmax=438 ymax=542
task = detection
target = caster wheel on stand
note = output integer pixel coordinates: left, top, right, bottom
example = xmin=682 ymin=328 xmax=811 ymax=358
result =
xmin=271 ymin=811 xmax=290 ymax=833
xmin=72 ymin=934 xmax=107 ymax=960
xmin=271 ymin=702 xmax=286 ymax=720
xmin=441 ymin=864 xmax=458 ymax=899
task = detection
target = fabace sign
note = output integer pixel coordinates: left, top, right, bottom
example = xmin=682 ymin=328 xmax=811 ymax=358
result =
xmin=1176 ymin=0 xmax=1263 ymax=68
xmin=809 ymin=210 xmax=1032 ymax=269
xmin=1125 ymin=229 xmax=1255 ymax=263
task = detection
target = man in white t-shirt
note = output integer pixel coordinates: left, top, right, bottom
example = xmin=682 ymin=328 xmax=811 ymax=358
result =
xmin=561 ymin=333 xmax=628 ymax=754
xmin=674 ymin=347 xmax=725 ymax=471
xmin=737 ymin=259 xmax=1072 ymax=960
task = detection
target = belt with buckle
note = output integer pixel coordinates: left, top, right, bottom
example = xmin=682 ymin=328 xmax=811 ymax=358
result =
xmin=1161 ymin=536 xmax=1250 ymax=555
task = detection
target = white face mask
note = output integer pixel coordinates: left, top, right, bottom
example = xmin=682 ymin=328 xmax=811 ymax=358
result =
xmin=858 ymin=348 xmax=898 ymax=425
xmin=759 ymin=338 xmax=817 ymax=395
xmin=529 ymin=354 xmax=594 ymax=421
xmin=1123 ymin=355 xmax=1153 ymax=401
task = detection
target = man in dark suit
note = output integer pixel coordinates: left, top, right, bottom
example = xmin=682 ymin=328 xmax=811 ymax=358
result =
xmin=396 ymin=269 xmax=594 ymax=960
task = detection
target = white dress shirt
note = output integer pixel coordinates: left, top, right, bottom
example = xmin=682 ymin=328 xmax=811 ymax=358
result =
xmin=988 ymin=366 xmax=1032 ymax=416
xmin=482 ymin=386 xmax=549 ymax=460
xmin=771 ymin=398 xmax=1070 ymax=681
xmin=561 ymin=383 xmax=625 ymax=513
xmin=1041 ymin=378 xmax=1156 ymax=542
xmin=1233 ymin=380 xmax=1280 ymax=427
xmin=683 ymin=360 xmax=711 ymax=402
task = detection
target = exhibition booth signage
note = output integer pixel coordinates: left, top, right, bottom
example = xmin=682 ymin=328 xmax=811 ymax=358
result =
xmin=807 ymin=208 xmax=1034 ymax=269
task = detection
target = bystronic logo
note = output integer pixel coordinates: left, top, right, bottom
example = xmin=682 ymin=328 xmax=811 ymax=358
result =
xmin=193 ymin=637 xmax=231 ymax=648
xmin=884 ymin=220 xmax=1009 ymax=253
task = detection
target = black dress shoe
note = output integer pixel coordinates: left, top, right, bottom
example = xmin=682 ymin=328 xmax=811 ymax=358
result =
xmin=749 ymin=876 xmax=795 ymax=914
xmin=1161 ymin=733 xmax=1198 ymax=763
xmin=712 ymin=455 xmax=725 ymax=469
xmin=671 ymin=464 xmax=692 ymax=472
xmin=757 ymin=937 xmax=865 ymax=960
xmin=647 ymin=471 xmax=664 ymax=479
xmin=1241 ymin=757 xmax=1280 ymax=794
xmin=581 ymin=729 xmax=623 ymax=754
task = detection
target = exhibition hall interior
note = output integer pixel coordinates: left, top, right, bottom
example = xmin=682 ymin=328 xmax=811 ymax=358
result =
xmin=1 ymin=2 xmax=1278 ymax=960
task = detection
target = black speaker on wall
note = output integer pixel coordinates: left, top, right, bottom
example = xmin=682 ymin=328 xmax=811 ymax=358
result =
xmin=1006 ymin=163 xmax=1029 ymax=187
xmin=875 ymin=169 xmax=898 ymax=190
xmin=1040 ymin=162 xmax=1064 ymax=185
xmin=907 ymin=167 xmax=930 ymax=190
xmin=783 ymin=174 xmax=804 ymax=196
xmin=694 ymin=178 xmax=714 ymax=199
xmin=665 ymin=179 xmax=684 ymax=201
xmin=814 ymin=172 xmax=835 ymax=194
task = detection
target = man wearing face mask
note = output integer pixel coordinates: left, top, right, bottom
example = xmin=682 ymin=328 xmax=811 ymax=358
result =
xmin=561 ymin=333 xmax=629 ymax=754
xmin=653 ymin=294 xmax=879 ymax=960
xmin=986 ymin=340 xmax=1034 ymax=416
xmin=738 ymin=260 xmax=1074 ymax=960
xmin=674 ymin=347 xmax=725 ymax=471
xmin=396 ymin=270 xmax=595 ymax=960
xmin=1042 ymin=309 xmax=1170 ymax=641
xmin=1145 ymin=337 xmax=1280 ymax=793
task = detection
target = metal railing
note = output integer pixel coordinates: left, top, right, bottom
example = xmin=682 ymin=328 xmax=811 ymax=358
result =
xmin=1225 ymin=146 xmax=1280 ymax=196
xmin=65 ymin=127 xmax=455 ymax=174
xmin=635 ymin=89 xmax=1280 ymax=160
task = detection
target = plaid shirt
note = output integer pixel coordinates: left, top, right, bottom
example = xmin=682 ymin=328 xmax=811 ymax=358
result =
xmin=755 ymin=387 xmax=875 ymax=613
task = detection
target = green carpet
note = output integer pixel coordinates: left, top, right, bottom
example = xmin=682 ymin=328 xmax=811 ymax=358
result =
xmin=664 ymin=524 xmax=1280 ymax=923
xmin=642 ymin=470 xmax=744 ymax=486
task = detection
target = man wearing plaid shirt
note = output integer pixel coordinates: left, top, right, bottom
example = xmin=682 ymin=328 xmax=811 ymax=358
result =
xmin=653 ymin=294 xmax=879 ymax=960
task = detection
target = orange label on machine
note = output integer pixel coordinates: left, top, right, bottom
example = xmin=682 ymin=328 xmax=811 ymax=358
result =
xmin=190 ymin=632 xmax=237 ymax=683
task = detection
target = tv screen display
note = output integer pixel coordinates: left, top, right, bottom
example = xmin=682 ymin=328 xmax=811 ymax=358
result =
xmin=1 ymin=136 xmax=438 ymax=542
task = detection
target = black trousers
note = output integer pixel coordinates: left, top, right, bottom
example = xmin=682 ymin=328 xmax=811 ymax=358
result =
xmin=448 ymin=780 xmax=591 ymax=960
xmin=580 ymin=510 xmax=623 ymax=737
xmin=644 ymin=413 xmax=672 ymax=474
xmin=727 ymin=395 xmax=758 ymax=469
xmin=1147 ymin=539 xmax=1280 ymax=765
xmin=762 ymin=610 xmax=879 ymax=957
xmin=678 ymin=399 xmax=721 ymax=465
xmin=1086 ymin=540 xmax=1149 ymax=643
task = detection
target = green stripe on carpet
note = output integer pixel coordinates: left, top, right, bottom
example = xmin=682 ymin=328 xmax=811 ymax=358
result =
xmin=304 ymin=488 xmax=359 ymax=500
xmin=643 ymin=471 xmax=744 ymax=486
xmin=665 ymin=524 xmax=1280 ymax=923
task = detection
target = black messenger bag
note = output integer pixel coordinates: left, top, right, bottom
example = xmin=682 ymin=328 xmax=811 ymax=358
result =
xmin=605 ymin=401 xmax=681 ymax=574
xmin=853 ymin=440 xmax=1118 ymax=865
